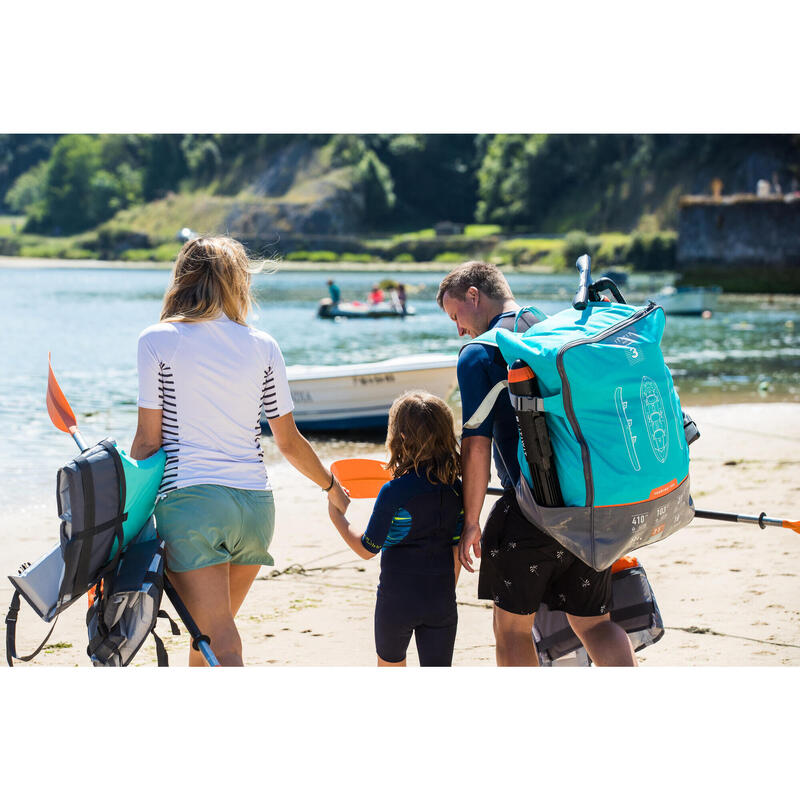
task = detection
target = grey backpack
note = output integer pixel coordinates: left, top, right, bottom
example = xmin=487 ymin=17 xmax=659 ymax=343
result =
xmin=533 ymin=558 xmax=664 ymax=666
xmin=86 ymin=520 xmax=178 ymax=667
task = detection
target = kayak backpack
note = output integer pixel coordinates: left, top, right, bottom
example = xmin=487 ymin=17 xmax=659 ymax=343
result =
xmin=533 ymin=554 xmax=664 ymax=666
xmin=464 ymin=255 xmax=698 ymax=570
xmin=6 ymin=440 xmax=166 ymax=666
xmin=86 ymin=518 xmax=178 ymax=667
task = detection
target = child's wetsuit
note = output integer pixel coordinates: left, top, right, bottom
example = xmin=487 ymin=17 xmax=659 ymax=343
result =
xmin=361 ymin=470 xmax=464 ymax=666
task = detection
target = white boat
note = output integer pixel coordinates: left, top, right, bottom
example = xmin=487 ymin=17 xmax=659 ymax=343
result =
xmin=272 ymin=353 xmax=458 ymax=431
xmin=653 ymin=285 xmax=722 ymax=315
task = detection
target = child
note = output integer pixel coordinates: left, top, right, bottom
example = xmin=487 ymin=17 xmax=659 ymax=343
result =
xmin=328 ymin=391 xmax=464 ymax=666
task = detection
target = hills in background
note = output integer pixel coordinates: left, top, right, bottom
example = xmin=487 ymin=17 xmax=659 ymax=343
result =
xmin=1 ymin=134 xmax=798 ymax=268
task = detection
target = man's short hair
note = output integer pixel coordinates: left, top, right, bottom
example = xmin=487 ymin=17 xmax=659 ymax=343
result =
xmin=436 ymin=261 xmax=514 ymax=308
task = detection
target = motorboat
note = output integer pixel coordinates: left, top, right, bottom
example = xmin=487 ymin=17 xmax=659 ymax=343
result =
xmin=266 ymin=353 xmax=458 ymax=431
xmin=317 ymin=298 xmax=415 ymax=319
xmin=653 ymin=285 xmax=721 ymax=315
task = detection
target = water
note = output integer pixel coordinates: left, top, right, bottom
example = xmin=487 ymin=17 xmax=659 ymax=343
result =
xmin=1 ymin=265 xmax=798 ymax=514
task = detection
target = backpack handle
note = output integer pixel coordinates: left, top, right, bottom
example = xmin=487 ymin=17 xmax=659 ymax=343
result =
xmin=513 ymin=305 xmax=547 ymax=332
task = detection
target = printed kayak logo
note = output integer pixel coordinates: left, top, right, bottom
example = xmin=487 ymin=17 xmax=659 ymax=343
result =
xmin=640 ymin=376 xmax=669 ymax=463
xmin=615 ymin=387 xmax=641 ymax=471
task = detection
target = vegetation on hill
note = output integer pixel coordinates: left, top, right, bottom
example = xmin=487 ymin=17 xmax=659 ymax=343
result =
xmin=0 ymin=134 xmax=797 ymax=272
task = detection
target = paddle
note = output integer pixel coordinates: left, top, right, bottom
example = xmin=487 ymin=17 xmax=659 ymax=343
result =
xmin=332 ymin=460 xmax=799 ymax=537
xmin=46 ymin=356 xmax=221 ymax=667
xmin=330 ymin=458 xmax=393 ymax=498
xmin=47 ymin=353 xmax=88 ymax=452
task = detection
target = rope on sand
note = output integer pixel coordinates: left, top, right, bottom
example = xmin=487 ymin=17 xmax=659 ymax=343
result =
xmin=665 ymin=625 xmax=800 ymax=649
xmin=258 ymin=560 xmax=366 ymax=580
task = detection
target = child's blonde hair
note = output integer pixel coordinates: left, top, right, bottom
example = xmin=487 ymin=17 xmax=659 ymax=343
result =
xmin=161 ymin=235 xmax=264 ymax=325
xmin=385 ymin=391 xmax=460 ymax=485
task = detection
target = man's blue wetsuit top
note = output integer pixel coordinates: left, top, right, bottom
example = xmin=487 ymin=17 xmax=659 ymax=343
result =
xmin=361 ymin=470 xmax=464 ymax=575
xmin=458 ymin=310 xmax=538 ymax=490
xmin=329 ymin=283 xmax=341 ymax=303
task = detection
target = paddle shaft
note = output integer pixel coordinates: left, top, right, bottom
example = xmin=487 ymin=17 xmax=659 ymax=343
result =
xmin=164 ymin=579 xmax=221 ymax=667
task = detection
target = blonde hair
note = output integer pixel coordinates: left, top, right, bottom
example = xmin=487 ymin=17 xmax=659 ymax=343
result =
xmin=385 ymin=391 xmax=460 ymax=486
xmin=161 ymin=236 xmax=265 ymax=325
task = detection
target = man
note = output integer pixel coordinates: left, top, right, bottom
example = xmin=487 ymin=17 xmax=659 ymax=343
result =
xmin=437 ymin=261 xmax=636 ymax=666
xmin=327 ymin=279 xmax=341 ymax=305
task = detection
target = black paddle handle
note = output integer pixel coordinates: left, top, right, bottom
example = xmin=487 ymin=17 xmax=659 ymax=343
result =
xmin=572 ymin=254 xmax=592 ymax=310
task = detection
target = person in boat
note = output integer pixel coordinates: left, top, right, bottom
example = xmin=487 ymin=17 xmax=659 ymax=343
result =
xmin=368 ymin=284 xmax=385 ymax=305
xmin=131 ymin=236 xmax=350 ymax=667
xmin=395 ymin=283 xmax=407 ymax=314
xmin=437 ymin=261 xmax=636 ymax=667
xmin=327 ymin=391 xmax=464 ymax=666
xmin=327 ymin=278 xmax=341 ymax=306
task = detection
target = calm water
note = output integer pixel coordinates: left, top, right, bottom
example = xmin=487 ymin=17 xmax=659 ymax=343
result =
xmin=1 ymin=265 xmax=798 ymax=513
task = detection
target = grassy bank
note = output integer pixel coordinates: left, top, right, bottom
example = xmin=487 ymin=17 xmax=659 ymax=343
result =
xmin=0 ymin=210 xmax=678 ymax=275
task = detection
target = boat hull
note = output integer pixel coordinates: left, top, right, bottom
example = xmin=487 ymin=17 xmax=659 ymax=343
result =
xmin=264 ymin=354 xmax=458 ymax=432
xmin=317 ymin=300 xmax=415 ymax=319
xmin=653 ymin=286 xmax=721 ymax=315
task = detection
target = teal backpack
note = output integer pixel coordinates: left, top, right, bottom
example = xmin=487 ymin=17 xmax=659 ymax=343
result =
xmin=465 ymin=256 xmax=696 ymax=570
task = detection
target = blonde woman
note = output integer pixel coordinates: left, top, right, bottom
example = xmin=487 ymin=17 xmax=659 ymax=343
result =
xmin=130 ymin=236 xmax=349 ymax=666
xmin=328 ymin=391 xmax=463 ymax=666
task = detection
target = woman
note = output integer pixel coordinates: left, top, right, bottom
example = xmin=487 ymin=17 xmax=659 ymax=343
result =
xmin=130 ymin=236 xmax=349 ymax=666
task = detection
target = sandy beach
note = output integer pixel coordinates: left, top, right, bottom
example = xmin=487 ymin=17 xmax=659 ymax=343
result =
xmin=2 ymin=402 xmax=798 ymax=668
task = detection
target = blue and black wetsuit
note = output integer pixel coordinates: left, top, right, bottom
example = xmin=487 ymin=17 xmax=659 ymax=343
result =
xmin=361 ymin=470 xmax=464 ymax=666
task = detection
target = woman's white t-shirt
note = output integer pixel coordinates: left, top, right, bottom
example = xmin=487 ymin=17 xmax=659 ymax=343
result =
xmin=137 ymin=315 xmax=294 ymax=495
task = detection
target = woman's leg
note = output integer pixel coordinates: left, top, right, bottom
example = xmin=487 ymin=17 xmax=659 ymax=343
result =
xmin=167 ymin=563 xmax=244 ymax=667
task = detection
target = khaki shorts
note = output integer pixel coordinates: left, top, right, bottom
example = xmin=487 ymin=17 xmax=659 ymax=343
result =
xmin=155 ymin=484 xmax=275 ymax=573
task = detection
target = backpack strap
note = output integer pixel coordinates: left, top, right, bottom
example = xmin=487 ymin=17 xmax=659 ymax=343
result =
xmin=460 ymin=309 xmax=547 ymax=431
xmin=5 ymin=590 xmax=58 ymax=667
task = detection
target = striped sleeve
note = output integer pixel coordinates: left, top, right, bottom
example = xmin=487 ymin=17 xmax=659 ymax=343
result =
xmin=261 ymin=338 xmax=294 ymax=419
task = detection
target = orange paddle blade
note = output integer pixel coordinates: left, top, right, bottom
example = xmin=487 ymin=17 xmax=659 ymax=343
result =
xmin=330 ymin=458 xmax=392 ymax=499
xmin=783 ymin=520 xmax=800 ymax=535
xmin=47 ymin=353 xmax=78 ymax=434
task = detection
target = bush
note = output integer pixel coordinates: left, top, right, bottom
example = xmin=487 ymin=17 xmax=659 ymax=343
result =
xmin=340 ymin=252 xmax=379 ymax=263
xmin=120 ymin=248 xmax=155 ymax=261
xmin=626 ymin=232 xmax=676 ymax=271
xmin=394 ymin=253 xmax=414 ymax=263
xmin=433 ymin=252 xmax=467 ymax=263
xmin=284 ymin=250 xmax=339 ymax=262
xmin=562 ymin=230 xmax=598 ymax=269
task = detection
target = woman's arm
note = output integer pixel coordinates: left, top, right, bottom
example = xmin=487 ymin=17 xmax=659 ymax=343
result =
xmin=268 ymin=412 xmax=350 ymax=513
xmin=328 ymin=500 xmax=376 ymax=560
xmin=130 ymin=407 xmax=163 ymax=460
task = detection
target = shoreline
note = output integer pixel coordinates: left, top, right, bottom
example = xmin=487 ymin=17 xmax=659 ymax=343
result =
xmin=0 ymin=254 xmax=555 ymax=274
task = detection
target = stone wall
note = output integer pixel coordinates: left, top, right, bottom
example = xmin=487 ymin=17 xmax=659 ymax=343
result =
xmin=677 ymin=197 xmax=800 ymax=292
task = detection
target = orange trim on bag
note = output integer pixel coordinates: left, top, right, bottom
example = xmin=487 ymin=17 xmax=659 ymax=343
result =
xmin=508 ymin=365 xmax=535 ymax=382
xmin=595 ymin=475 xmax=688 ymax=509
xmin=611 ymin=554 xmax=640 ymax=574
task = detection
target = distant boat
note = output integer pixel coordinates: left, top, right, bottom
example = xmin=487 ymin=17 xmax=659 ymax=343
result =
xmin=653 ymin=285 xmax=721 ymax=315
xmin=317 ymin=298 xmax=415 ymax=319
xmin=266 ymin=353 xmax=457 ymax=431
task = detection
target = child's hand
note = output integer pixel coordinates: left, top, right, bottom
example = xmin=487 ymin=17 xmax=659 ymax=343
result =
xmin=328 ymin=498 xmax=345 ymax=522
xmin=328 ymin=480 xmax=350 ymax=514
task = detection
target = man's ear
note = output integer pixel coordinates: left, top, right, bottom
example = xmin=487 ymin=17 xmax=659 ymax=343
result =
xmin=467 ymin=286 xmax=480 ymax=305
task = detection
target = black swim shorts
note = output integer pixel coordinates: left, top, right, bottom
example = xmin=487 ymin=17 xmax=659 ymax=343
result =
xmin=477 ymin=491 xmax=612 ymax=617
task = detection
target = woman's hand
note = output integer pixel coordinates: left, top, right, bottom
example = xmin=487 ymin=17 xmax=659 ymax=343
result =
xmin=327 ymin=479 xmax=350 ymax=514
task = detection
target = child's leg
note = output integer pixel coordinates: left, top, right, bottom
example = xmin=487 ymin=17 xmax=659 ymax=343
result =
xmin=414 ymin=620 xmax=457 ymax=666
xmin=375 ymin=589 xmax=413 ymax=666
